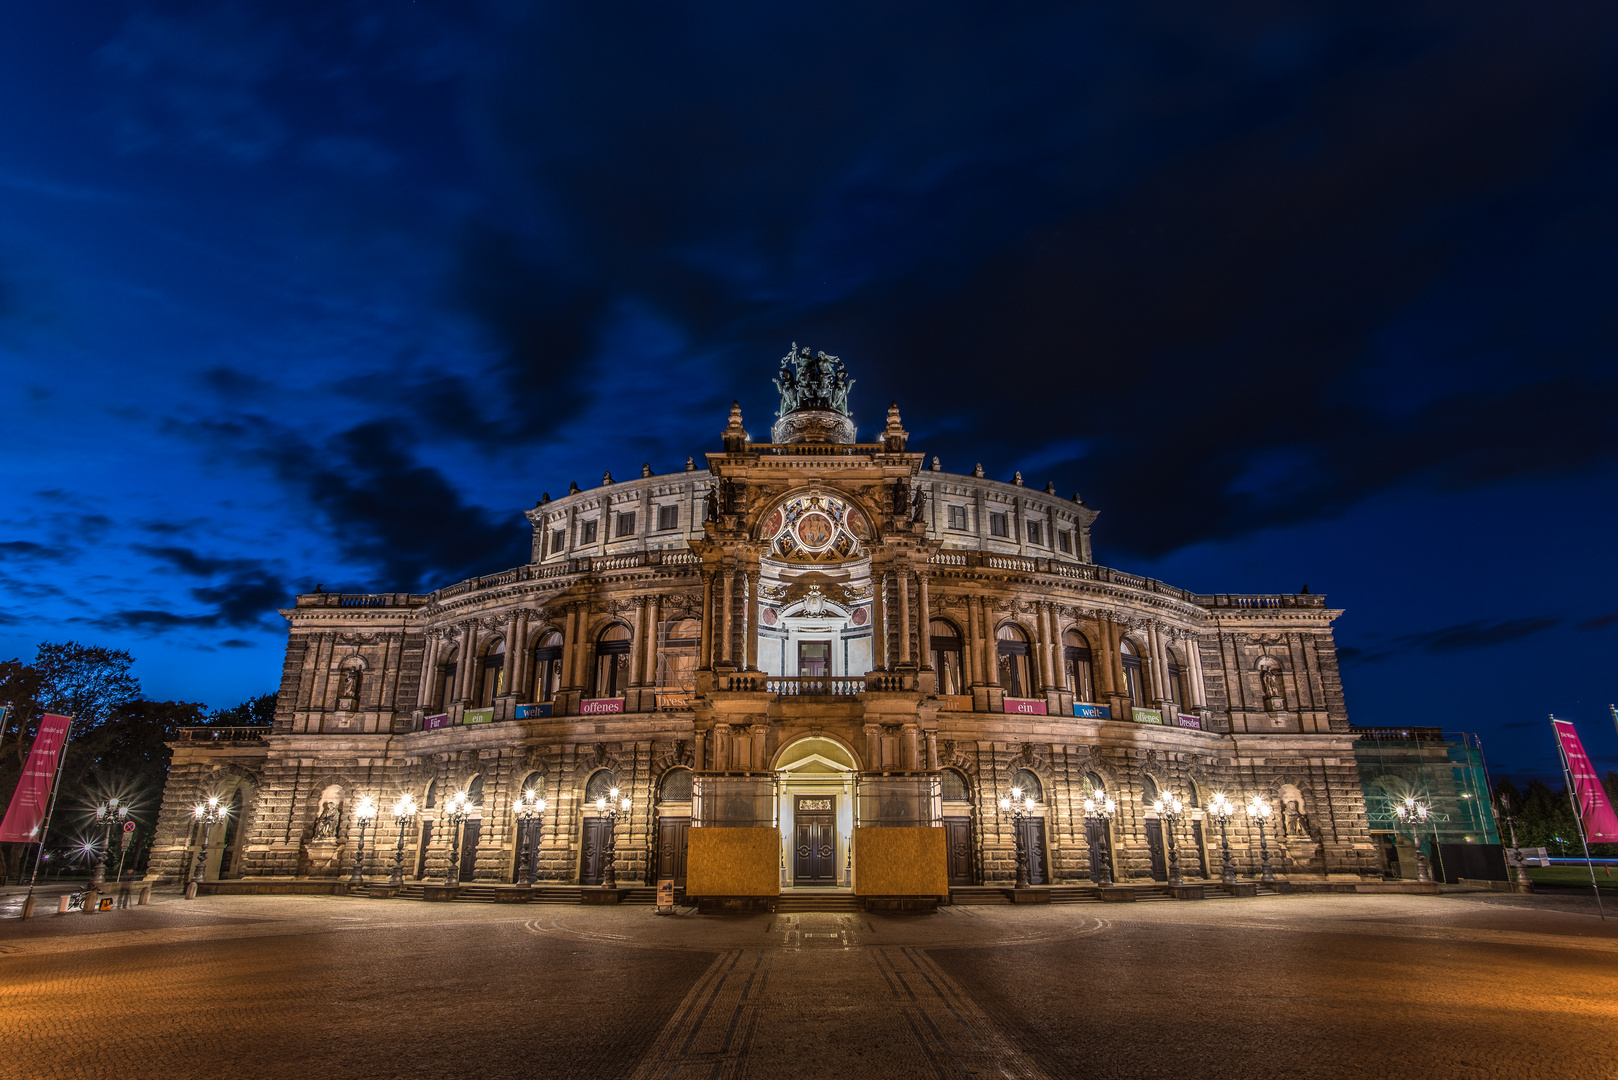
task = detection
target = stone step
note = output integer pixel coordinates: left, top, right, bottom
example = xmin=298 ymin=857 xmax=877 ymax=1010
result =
xmin=774 ymin=895 xmax=864 ymax=913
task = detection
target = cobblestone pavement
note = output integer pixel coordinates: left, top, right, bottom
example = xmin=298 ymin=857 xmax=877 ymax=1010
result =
xmin=1 ymin=890 xmax=1615 ymax=1080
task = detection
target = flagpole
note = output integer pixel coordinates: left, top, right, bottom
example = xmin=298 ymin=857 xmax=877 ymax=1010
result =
xmin=22 ymin=717 xmax=72 ymax=918
xmin=1553 ymin=715 xmax=1605 ymax=920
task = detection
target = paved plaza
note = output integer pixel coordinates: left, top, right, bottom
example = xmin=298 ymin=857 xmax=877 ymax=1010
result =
xmin=1 ymin=889 xmax=1615 ymax=1080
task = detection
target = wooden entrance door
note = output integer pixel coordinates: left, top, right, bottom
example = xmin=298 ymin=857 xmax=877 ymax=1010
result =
xmin=1018 ymin=818 xmax=1048 ymax=886
xmin=797 ymin=640 xmax=831 ymax=677
xmin=944 ymin=816 xmax=974 ymax=886
xmin=1191 ymin=821 xmax=1209 ymax=877
xmin=1145 ymin=819 xmax=1168 ymax=881
xmin=657 ymin=817 xmax=690 ymax=885
xmin=460 ymin=820 xmax=481 ymax=881
xmin=415 ymin=821 xmax=434 ymax=879
xmin=581 ymin=817 xmax=611 ymax=885
xmin=793 ymin=797 xmax=836 ymax=885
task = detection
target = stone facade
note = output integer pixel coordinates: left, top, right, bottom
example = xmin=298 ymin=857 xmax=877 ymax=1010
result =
xmin=148 ymin=355 xmax=1376 ymax=888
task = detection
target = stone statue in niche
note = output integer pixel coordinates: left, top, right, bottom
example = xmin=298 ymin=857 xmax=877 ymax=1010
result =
xmin=703 ymin=484 xmax=719 ymax=523
xmin=338 ymin=666 xmax=361 ymax=708
xmin=911 ymin=484 xmax=927 ymax=523
xmin=310 ymin=785 xmax=343 ymax=840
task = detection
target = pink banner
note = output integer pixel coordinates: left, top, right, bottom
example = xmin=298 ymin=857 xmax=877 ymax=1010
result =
xmin=580 ymin=697 xmax=625 ymax=715
xmin=0 ymin=714 xmax=72 ymax=843
xmin=1553 ymin=718 xmax=1618 ymax=843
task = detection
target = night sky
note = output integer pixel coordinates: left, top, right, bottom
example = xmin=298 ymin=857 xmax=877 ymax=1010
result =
xmin=3 ymin=3 xmax=1616 ymax=782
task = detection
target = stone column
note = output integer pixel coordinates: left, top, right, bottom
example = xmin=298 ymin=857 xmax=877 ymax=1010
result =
xmin=871 ymin=569 xmax=888 ymax=670
xmin=502 ymin=611 xmax=521 ymax=696
xmin=699 ymin=571 xmax=715 ymax=669
xmin=926 ymin=730 xmax=939 ymax=771
xmin=713 ymin=724 xmax=732 ymax=771
xmin=559 ymin=607 xmax=577 ymax=691
xmin=898 ymin=568 xmax=912 ymax=665
xmin=1187 ymin=634 xmax=1208 ymax=709
xmin=916 ymin=573 xmax=932 ymax=668
xmin=963 ymin=597 xmax=980 ymax=687
xmin=720 ymin=567 xmax=735 ymax=665
xmin=750 ymin=723 xmax=767 ymax=771
xmin=902 ymin=723 xmax=920 ymax=770
xmin=745 ymin=569 xmax=760 ymax=671
xmin=693 ymin=728 xmax=707 ymax=772
xmin=864 ymin=724 xmax=881 ymax=770
xmin=455 ymin=623 xmax=475 ymax=702
xmin=629 ymin=596 xmax=646 ymax=687
xmin=1033 ymin=602 xmax=1052 ymax=691
xmin=642 ymin=595 xmax=661 ymax=691
xmin=417 ymin=634 xmax=440 ymax=709
xmin=981 ymin=600 xmax=1000 ymax=688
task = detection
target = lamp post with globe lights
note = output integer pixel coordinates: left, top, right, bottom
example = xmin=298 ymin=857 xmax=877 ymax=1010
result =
xmin=444 ymin=791 xmax=473 ymax=886
xmin=1496 ymin=792 xmax=1533 ymax=894
xmin=90 ymin=797 xmax=130 ymax=895
xmin=594 ymin=788 xmax=630 ymax=889
xmin=187 ymin=796 xmax=225 ymax=899
xmin=998 ymin=786 xmax=1037 ymax=889
xmin=389 ymin=794 xmax=417 ymax=887
xmin=1081 ymin=791 xmax=1116 ymax=886
xmin=1393 ymin=796 xmax=1433 ymax=883
xmin=1247 ymin=795 xmax=1275 ymax=882
xmin=1151 ymin=793 xmax=1186 ymax=886
xmin=1205 ymin=793 xmax=1238 ymax=886
xmin=347 ymin=795 xmax=377 ymax=888
xmin=514 ymin=787 xmax=547 ymax=887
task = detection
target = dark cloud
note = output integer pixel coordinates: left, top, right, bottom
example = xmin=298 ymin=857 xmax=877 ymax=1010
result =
xmin=1578 ymin=612 xmax=1618 ymax=631
xmin=198 ymin=367 xmax=274 ymax=401
xmin=0 ymin=540 xmax=75 ymax=561
xmin=1394 ymin=617 xmax=1560 ymax=655
xmin=134 ymin=544 xmax=260 ymax=578
xmin=219 ymin=639 xmax=255 ymax=649
xmin=189 ymin=571 xmax=288 ymax=627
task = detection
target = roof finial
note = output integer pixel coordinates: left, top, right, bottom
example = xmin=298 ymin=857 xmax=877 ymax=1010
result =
xmin=883 ymin=401 xmax=908 ymax=453
xmin=602 ymin=471 xmax=614 ymax=486
xmin=722 ymin=400 xmax=750 ymax=452
xmin=1012 ymin=471 xmax=1024 ymax=487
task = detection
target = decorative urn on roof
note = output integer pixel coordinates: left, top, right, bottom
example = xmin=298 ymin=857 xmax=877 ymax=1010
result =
xmin=770 ymin=343 xmax=856 ymax=444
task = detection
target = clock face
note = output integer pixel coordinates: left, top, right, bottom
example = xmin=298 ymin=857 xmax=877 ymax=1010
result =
xmin=794 ymin=512 xmax=835 ymax=550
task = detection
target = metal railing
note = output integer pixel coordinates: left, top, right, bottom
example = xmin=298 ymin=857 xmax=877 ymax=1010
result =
xmin=175 ymin=725 xmax=272 ymax=743
xmin=766 ymin=675 xmax=865 ymax=696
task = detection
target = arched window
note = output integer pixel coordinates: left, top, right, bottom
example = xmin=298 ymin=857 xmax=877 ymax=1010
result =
xmin=1187 ymin=778 xmax=1200 ymax=808
xmin=1010 ymin=768 xmax=1042 ymax=804
xmin=930 ymin=619 xmax=965 ymax=696
xmin=584 ymin=769 xmax=617 ymax=805
xmin=531 ymin=630 xmax=563 ymax=703
xmin=594 ymin=624 xmax=632 ymax=698
xmin=941 ymin=768 xmax=970 ymax=803
xmin=1064 ymin=629 xmax=1095 ymax=703
xmin=433 ymin=648 xmax=458 ymax=712
xmin=518 ymin=771 xmax=545 ymax=802
xmin=1120 ymin=638 xmax=1145 ymax=706
xmin=658 ymin=767 xmax=693 ymax=804
xmin=1165 ymin=648 xmax=1186 ymax=709
xmin=465 ymin=775 xmax=485 ymax=806
xmin=1141 ymin=773 xmax=1159 ymax=805
xmin=656 ymin=619 xmax=700 ymax=701
xmin=997 ymin=624 xmax=1032 ymax=699
xmin=1084 ymin=771 xmax=1105 ymax=797
xmin=423 ymin=778 xmax=438 ymax=810
xmin=478 ymin=640 xmax=506 ymax=707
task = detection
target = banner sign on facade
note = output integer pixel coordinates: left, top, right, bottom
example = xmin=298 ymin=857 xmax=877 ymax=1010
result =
xmin=515 ymin=703 xmax=553 ymax=719
xmin=1073 ymin=702 xmax=1111 ymax=720
xmin=0 ymin=713 xmax=72 ymax=843
xmin=1176 ymin=714 xmax=1202 ymax=730
xmin=462 ymin=708 xmax=494 ymax=725
xmin=422 ymin=713 xmax=450 ymax=731
xmin=1553 ymin=718 xmax=1618 ymax=842
xmin=1003 ymin=697 xmax=1048 ymax=715
xmin=580 ymin=697 xmax=625 ymax=715
xmin=1132 ymin=708 xmax=1164 ymax=725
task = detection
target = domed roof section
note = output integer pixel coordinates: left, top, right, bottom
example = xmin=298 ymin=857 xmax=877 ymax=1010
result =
xmin=770 ymin=343 xmax=856 ymax=444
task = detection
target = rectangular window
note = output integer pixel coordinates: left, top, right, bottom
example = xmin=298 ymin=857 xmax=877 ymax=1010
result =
xmin=657 ymin=504 xmax=678 ymax=531
xmin=989 ymin=511 xmax=1008 ymax=537
xmin=580 ymin=519 xmax=598 ymax=545
xmin=550 ymin=528 xmax=565 ymax=555
xmin=1026 ymin=521 xmax=1043 ymax=546
xmin=946 ymin=504 xmax=967 ymax=530
xmin=1057 ymin=529 xmax=1073 ymax=554
xmin=616 ymin=511 xmax=636 ymax=538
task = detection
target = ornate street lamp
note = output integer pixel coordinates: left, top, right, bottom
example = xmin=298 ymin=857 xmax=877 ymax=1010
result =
xmin=1206 ymin=793 xmax=1238 ymax=886
xmin=1496 ymin=793 xmax=1532 ymax=894
xmin=91 ymin=797 xmax=130 ymax=894
xmin=188 ymin=795 xmax=226 ymax=898
xmin=514 ymin=787 xmax=547 ymax=887
xmin=1151 ymin=793 xmax=1186 ymax=886
xmin=389 ymin=794 xmax=418 ymax=887
xmin=1393 ymin=796 xmax=1433 ymax=883
xmin=1247 ymin=794 xmax=1275 ymax=882
xmin=594 ymin=788 xmax=631 ymax=890
xmin=1081 ymin=791 xmax=1116 ymax=886
xmin=998 ymin=786 xmax=1037 ymax=889
xmin=347 ymin=795 xmax=377 ymax=887
xmin=595 ymin=790 xmax=631 ymax=893
xmin=444 ymin=791 xmax=473 ymax=886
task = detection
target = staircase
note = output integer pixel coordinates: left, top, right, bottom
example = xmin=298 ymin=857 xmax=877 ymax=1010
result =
xmin=773 ymin=893 xmax=865 ymax=913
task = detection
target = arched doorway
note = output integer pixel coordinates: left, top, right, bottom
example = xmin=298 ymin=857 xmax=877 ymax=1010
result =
xmin=773 ymin=735 xmax=859 ymax=888
xmin=940 ymin=768 xmax=975 ymax=886
xmin=654 ymin=767 xmax=693 ymax=886
xmin=1009 ymin=768 xmax=1049 ymax=886
xmin=580 ymin=769 xmax=617 ymax=885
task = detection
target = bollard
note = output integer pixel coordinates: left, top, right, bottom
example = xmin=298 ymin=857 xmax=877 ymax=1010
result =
xmin=138 ymin=885 xmax=151 ymax=905
xmin=20 ymin=894 xmax=37 ymax=918
xmin=184 ymin=881 xmax=198 ymax=900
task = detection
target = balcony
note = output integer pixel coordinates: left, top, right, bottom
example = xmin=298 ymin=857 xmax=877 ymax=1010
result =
xmin=175 ymin=725 xmax=272 ymax=743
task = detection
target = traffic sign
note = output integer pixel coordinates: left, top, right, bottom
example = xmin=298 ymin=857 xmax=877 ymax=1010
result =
xmin=122 ymin=821 xmax=136 ymax=833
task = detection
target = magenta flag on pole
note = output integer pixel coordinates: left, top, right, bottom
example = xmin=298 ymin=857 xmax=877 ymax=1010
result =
xmin=1553 ymin=717 xmax=1618 ymax=843
xmin=0 ymin=713 xmax=72 ymax=843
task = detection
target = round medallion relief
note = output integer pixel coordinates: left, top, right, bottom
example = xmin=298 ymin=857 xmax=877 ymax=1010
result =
xmin=762 ymin=508 xmax=784 ymax=538
xmin=850 ymin=606 xmax=869 ymax=626
xmin=794 ymin=512 xmax=836 ymax=550
xmin=761 ymin=608 xmax=778 ymax=626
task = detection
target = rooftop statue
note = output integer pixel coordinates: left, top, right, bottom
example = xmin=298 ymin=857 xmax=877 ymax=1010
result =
xmin=774 ymin=343 xmax=854 ymax=418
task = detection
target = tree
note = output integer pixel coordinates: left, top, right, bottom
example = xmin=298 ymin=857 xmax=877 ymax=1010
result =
xmin=32 ymin=642 xmax=141 ymax=732
xmin=206 ymin=693 xmax=277 ymax=726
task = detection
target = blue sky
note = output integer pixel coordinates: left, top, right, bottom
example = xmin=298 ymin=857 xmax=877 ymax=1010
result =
xmin=2 ymin=2 xmax=1616 ymax=780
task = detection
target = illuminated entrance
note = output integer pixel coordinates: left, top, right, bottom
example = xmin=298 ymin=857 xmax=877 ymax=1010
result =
xmin=775 ymin=736 xmax=857 ymax=888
